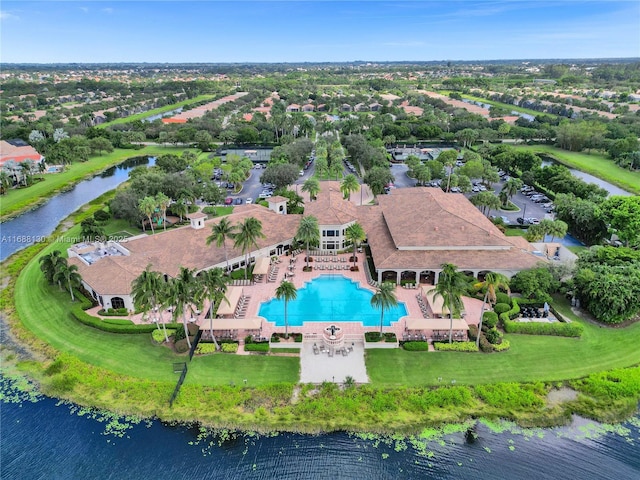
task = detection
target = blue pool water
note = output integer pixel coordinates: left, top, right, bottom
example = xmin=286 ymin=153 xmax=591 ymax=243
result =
xmin=258 ymin=275 xmax=407 ymax=326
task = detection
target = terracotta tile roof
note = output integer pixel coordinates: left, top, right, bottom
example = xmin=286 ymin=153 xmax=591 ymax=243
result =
xmin=267 ymin=195 xmax=288 ymax=203
xmin=0 ymin=140 xmax=43 ymax=166
xmin=303 ymin=181 xmax=358 ymax=226
xmin=76 ymin=205 xmax=300 ymax=295
xmin=358 ymin=190 xmax=544 ymax=272
xmin=186 ymin=211 xmax=207 ymax=220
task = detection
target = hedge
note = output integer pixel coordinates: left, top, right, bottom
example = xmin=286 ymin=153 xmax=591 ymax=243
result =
xmin=102 ymin=318 xmax=135 ymax=326
xmin=493 ymin=303 xmax=511 ymax=315
xmin=493 ymin=340 xmax=511 ymax=352
xmin=365 ymin=332 xmax=383 ymax=342
xmin=483 ymin=311 xmax=498 ymax=329
xmin=221 ymin=343 xmax=238 ymax=353
xmin=434 ymin=341 xmax=478 ymax=352
xmin=195 ymin=343 xmax=217 ymax=355
xmin=151 ymin=328 xmax=175 ymax=343
xmin=244 ymin=343 xmax=270 ymax=353
xmin=500 ymin=299 xmax=583 ymax=337
xmin=402 ymin=341 xmax=429 ymax=351
xmin=98 ymin=307 xmax=129 ymax=316
xmin=495 ymin=292 xmax=511 ymax=306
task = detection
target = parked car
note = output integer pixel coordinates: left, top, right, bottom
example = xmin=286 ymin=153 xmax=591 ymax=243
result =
xmin=299 ymin=170 xmax=304 ymax=176
xmin=246 ymin=198 xmax=253 ymax=204
xmin=224 ymin=197 xmax=233 ymax=205
xmin=234 ymin=198 xmax=243 ymax=205
xmin=259 ymin=192 xmax=272 ymax=199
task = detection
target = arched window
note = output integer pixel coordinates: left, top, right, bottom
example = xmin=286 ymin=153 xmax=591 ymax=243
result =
xmin=111 ymin=297 xmax=125 ymax=310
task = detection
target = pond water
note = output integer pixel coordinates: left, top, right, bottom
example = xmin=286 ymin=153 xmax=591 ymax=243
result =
xmin=144 ymin=107 xmax=183 ymax=122
xmin=1 ymin=376 xmax=639 ymax=480
xmin=0 ymin=156 xmax=155 ymax=261
xmin=540 ymin=158 xmax=632 ymax=196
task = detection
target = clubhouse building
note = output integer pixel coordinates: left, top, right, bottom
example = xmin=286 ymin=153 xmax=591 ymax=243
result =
xmin=69 ymin=182 xmax=548 ymax=312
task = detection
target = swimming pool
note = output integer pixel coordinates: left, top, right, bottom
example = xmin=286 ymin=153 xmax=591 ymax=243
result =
xmin=258 ymin=275 xmax=408 ymax=327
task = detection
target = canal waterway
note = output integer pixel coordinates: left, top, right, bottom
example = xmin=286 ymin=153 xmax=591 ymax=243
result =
xmin=1 ymin=376 xmax=638 ymax=480
xmin=0 ymin=156 xmax=155 ymax=261
xmin=540 ymin=158 xmax=632 ymax=197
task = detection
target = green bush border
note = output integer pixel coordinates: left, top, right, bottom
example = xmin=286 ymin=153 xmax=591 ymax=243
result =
xmin=434 ymin=341 xmax=479 ymax=352
xmin=245 ymin=343 xmax=270 ymax=353
xmin=501 ymin=299 xmax=583 ymax=337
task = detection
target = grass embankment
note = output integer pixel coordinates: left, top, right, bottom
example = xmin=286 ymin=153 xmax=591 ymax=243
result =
xmin=436 ymin=90 xmax=556 ymax=119
xmin=514 ymin=144 xmax=640 ymax=195
xmin=0 ymin=146 xmax=188 ymax=222
xmin=97 ymin=94 xmax=216 ymax=127
xmin=366 ymin=295 xmax=640 ymax=386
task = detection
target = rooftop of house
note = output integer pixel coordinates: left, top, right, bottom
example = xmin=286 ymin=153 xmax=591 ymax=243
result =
xmin=303 ymin=181 xmax=359 ymax=226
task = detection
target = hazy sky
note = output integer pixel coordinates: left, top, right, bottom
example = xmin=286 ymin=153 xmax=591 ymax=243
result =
xmin=1 ymin=1 xmax=639 ymax=63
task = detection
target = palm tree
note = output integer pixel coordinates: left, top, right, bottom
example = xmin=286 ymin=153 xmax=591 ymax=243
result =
xmin=275 ymin=280 xmax=297 ymax=338
xmin=233 ymin=217 xmax=265 ymax=280
xmin=53 ymin=261 xmax=82 ymax=302
xmin=131 ymin=266 xmax=169 ymax=342
xmin=155 ymin=192 xmax=170 ymax=231
xmin=199 ymin=268 xmax=228 ymax=350
xmin=301 ymin=177 xmax=320 ymax=201
xmin=345 ymin=222 xmax=366 ymax=270
xmin=207 ymin=217 xmax=236 ymax=273
xmin=371 ymin=282 xmax=398 ymax=338
xmin=429 ymin=263 xmax=467 ymax=343
xmin=340 ymin=174 xmax=360 ymax=200
xmin=295 ymin=215 xmax=319 ymax=270
xmin=474 ymin=272 xmax=510 ymax=348
xmin=165 ymin=267 xmax=203 ymax=349
xmin=0 ymin=170 xmax=11 ymax=195
xmin=437 ymin=150 xmax=458 ymax=193
xmin=139 ymin=196 xmax=158 ymax=234
xmin=39 ymin=250 xmax=63 ymax=285
xmin=500 ymin=178 xmax=523 ymax=207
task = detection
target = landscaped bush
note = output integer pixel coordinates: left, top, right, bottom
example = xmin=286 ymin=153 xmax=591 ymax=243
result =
xmin=93 ymin=209 xmax=111 ymax=222
xmin=384 ymin=332 xmax=397 ymax=343
xmin=174 ymin=338 xmax=189 ymax=353
xmin=173 ymin=327 xmax=186 ymax=342
xmin=221 ymin=343 xmax=238 ymax=353
xmin=493 ymin=340 xmax=511 ymax=352
xmin=365 ymin=332 xmax=383 ymax=342
xmin=433 ymin=341 xmax=478 ymax=352
xmin=479 ymin=334 xmax=494 ymax=353
xmin=245 ymin=343 xmax=270 ymax=353
xmin=102 ymin=318 xmax=134 ymax=325
xmin=244 ymin=335 xmax=254 ymax=344
xmin=70 ymin=307 xmax=178 ymax=334
xmin=152 ymin=329 xmax=174 ymax=343
xmin=195 ymin=343 xmax=217 ymax=355
xmin=294 ymin=333 xmax=303 ymax=342
xmin=270 ymin=334 xmax=280 ymax=343
xmin=502 ymin=318 xmax=583 ymax=337
xmin=403 ymin=341 xmax=429 ymax=351
xmin=468 ymin=325 xmax=478 ymax=341
xmin=495 ymin=292 xmax=511 ymax=306
xmin=98 ymin=307 xmax=129 ymax=316
xmin=202 ymin=206 xmax=217 ymax=215
xmin=484 ymin=328 xmax=502 ymax=344
xmin=483 ymin=311 xmax=499 ymax=329
xmin=493 ymin=303 xmax=511 ymax=316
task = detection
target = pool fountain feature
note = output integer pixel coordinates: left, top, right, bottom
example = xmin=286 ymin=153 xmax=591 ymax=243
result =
xmin=323 ymin=324 xmax=344 ymax=351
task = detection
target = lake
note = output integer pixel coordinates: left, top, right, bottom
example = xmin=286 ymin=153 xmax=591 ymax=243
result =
xmin=0 ymin=156 xmax=155 ymax=261
xmin=1 ymin=376 xmax=639 ymax=480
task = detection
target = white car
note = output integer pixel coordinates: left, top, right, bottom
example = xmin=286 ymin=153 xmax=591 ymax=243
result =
xmin=299 ymin=170 xmax=304 ymax=176
xmin=258 ymin=192 xmax=272 ymax=199
xmin=246 ymin=198 xmax=253 ymax=204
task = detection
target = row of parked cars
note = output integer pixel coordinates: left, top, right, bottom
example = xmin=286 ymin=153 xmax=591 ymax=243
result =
xmin=343 ymin=158 xmax=357 ymax=174
xmin=521 ymin=185 xmax=554 ymax=213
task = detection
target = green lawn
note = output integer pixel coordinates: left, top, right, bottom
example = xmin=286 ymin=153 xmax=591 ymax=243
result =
xmin=0 ymin=146 xmax=188 ymax=220
xmin=13 ymin=232 xmax=298 ymax=386
xmin=438 ymin=91 xmax=556 ymax=119
xmin=514 ymin=145 xmax=640 ymax=195
xmin=366 ymin=296 xmax=640 ymax=387
xmin=97 ymin=94 xmax=216 ymax=127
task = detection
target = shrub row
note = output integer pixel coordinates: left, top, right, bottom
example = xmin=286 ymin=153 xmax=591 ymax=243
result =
xmin=483 ymin=311 xmax=498 ymax=329
xmin=245 ymin=343 xmax=270 ymax=353
xmin=70 ymin=308 xmax=179 ymax=334
xmin=195 ymin=343 xmax=217 ymax=355
xmin=402 ymin=341 xmax=429 ymax=351
xmin=98 ymin=307 xmax=129 ymax=316
xmin=151 ymin=328 xmax=175 ymax=343
xmin=221 ymin=343 xmax=238 ymax=353
xmin=364 ymin=331 xmax=383 ymax=342
xmin=433 ymin=341 xmax=478 ymax=352
xmin=102 ymin=318 xmax=134 ymax=326
xmin=492 ymin=340 xmax=511 ymax=352
xmin=499 ymin=299 xmax=583 ymax=337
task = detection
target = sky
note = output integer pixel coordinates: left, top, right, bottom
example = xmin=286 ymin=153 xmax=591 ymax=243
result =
xmin=1 ymin=1 xmax=639 ymax=63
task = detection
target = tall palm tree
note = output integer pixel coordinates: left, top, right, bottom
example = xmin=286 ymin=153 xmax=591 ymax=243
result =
xmin=371 ymin=282 xmax=398 ymax=338
xmin=155 ymin=192 xmax=171 ymax=231
xmin=53 ymin=261 xmax=82 ymax=302
xmin=39 ymin=250 xmax=63 ymax=285
xmin=165 ymin=267 xmax=203 ymax=349
xmin=207 ymin=217 xmax=236 ymax=273
xmin=474 ymin=272 xmax=510 ymax=348
xmin=301 ymin=177 xmax=320 ymax=201
xmin=199 ymin=268 xmax=228 ymax=350
xmin=131 ymin=266 xmax=169 ymax=342
xmin=275 ymin=280 xmax=297 ymax=338
xmin=139 ymin=196 xmax=158 ymax=234
xmin=340 ymin=174 xmax=360 ymax=200
xmin=500 ymin=178 xmax=523 ymax=207
xmin=345 ymin=222 xmax=366 ymax=270
xmin=437 ymin=150 xmax=458 ymax=193
xmin=429 ymin=263 xmax=467 ymax=343
xmin=295 ymin=215 xmax=319 ymax=270
xmin=233 ymin=217 xmax=265 ymax=280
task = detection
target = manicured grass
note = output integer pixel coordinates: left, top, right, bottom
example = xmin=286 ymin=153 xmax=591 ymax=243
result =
xmin=97 ymin=95 xmax=215 ymax=127
xmin=504 ymin=228 xmax=527 ymax=237
xmin=460 ymin=92 xmax=559 ymax=119
xmin=514 ymin=145 xmax=640 ymax=195
xmin=13 ymin=231 xmax=298 ymax=386
xmin=0 ymin=146 xmax=188 ymax=220
xmin=366 ymin=295 xmax=640 ymax=387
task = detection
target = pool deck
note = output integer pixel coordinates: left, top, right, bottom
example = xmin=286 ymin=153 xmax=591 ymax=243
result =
xmin=97 ymin=250 xmax=483 ymax=341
